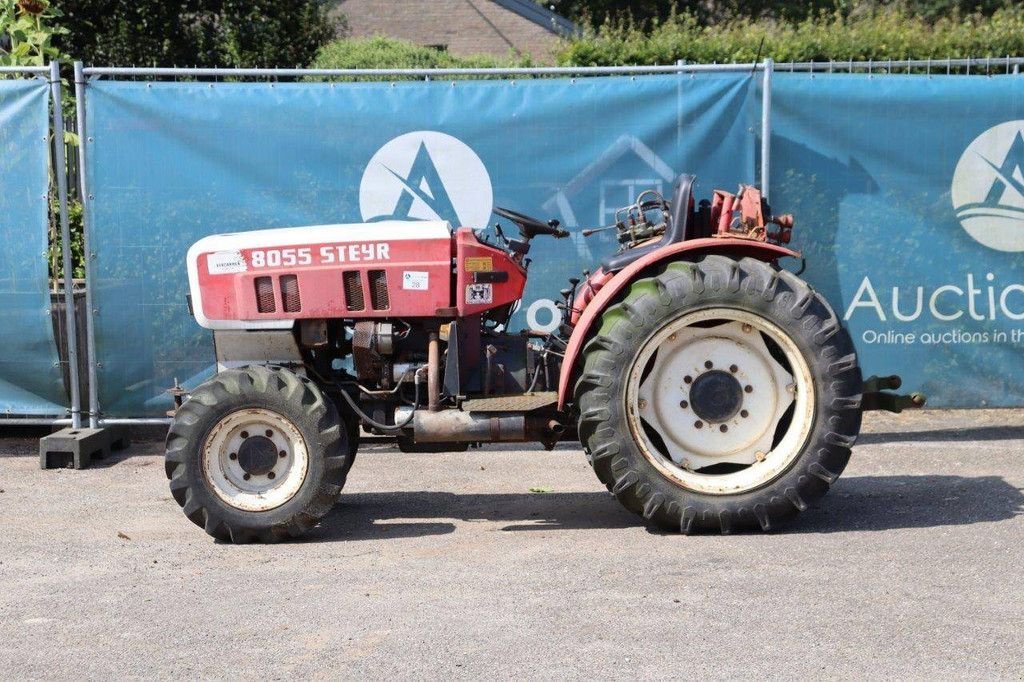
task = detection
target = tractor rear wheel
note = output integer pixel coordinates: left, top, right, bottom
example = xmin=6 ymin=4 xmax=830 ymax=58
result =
xmin=165 ymin=365 xmax=351 ymax=542
xmin=575 ymin=256 xmax=862 ymax=533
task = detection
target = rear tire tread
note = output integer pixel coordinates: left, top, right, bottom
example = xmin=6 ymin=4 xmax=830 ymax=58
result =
xmin=573 ymin=255 xmax=862 ymax=534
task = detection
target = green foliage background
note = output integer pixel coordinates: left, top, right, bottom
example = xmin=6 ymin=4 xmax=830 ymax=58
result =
xmin=546 ymin=0 xmax=1016 ymax=25
xmin=556 ymin=7 xmax=1024 ymax=65
xmin=52 ymin=0 xmax=341 ymax=68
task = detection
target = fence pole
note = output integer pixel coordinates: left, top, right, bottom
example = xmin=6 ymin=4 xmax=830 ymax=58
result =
xmin=760 ymin=58 xmax=773 ymax=201
xmin=49 ymin=61 xmax=82 ymax=429
xmin=73 ymin=61 xmax=100 ymax=429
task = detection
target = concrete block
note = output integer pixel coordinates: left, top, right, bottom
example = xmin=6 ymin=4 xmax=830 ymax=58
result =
xmin=39 ymin=426 xmax=129 ymax=470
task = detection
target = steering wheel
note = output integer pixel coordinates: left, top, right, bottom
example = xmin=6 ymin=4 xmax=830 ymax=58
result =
xmin=493 ymin=206 xmax=569 ymax=239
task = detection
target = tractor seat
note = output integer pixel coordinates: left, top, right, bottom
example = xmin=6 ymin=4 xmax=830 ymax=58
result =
xmin=601 ymin=174 xmax=696 ymax=273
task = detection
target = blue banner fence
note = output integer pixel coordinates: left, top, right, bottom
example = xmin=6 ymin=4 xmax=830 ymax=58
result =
xmin=4 ymin=58 xmax=1024 ymax=424
xmin=0 ymin=64 xmax=79 ymax=423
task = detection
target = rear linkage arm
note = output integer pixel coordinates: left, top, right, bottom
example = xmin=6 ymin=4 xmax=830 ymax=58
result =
xmin=861 ymin=375 xmax=927 ymax=413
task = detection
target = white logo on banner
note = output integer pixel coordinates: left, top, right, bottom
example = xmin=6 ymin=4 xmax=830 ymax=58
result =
xmin=359 ymin=131 xmax=493 ymax=228
xmin=952 ymin=120 xmax=1024 ymax=252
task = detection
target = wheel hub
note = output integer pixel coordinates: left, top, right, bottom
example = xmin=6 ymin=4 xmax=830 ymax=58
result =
xmin=626 ymin=308 xmax=815 ymax=495
xmin=201 ymin=408 xmax=309 ymax=512
xmin=237 ymin=435 xmax=278 ymax=476
xmin=689 ymin=370 xmax=743 ymax=423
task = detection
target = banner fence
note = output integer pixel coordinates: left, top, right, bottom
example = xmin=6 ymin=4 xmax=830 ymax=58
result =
xmin=3 ymin=60 xmax=1023 ymax=423
xmin=0 ymin=71 xmax=68 ymax=418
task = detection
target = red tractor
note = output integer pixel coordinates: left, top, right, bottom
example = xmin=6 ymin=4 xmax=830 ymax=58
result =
xmin=167 ymin=174 xmax=920 ymax=542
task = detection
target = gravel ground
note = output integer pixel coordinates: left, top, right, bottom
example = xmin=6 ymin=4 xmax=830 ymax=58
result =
xmin=1 ymin=408 xmax=1022 ymax=680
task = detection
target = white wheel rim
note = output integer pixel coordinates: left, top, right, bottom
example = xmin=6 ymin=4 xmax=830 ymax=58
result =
xmin=201 ymin=408 xmax=309 ymax=512
xmin=625 ymin=307 xmax=815 ymax=495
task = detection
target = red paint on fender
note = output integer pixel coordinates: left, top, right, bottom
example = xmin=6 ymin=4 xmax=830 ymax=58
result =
xmin=556 ymin=238 xmax=800 ymax=410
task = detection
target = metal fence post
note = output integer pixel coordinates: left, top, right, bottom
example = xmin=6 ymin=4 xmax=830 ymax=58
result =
xmin=73 ymin=61 xmax=100 ymax=428
xmin=761 ymin=58 xmax=773 ymax=201
xmin=49 ymin=61 xmax=82 ymax=429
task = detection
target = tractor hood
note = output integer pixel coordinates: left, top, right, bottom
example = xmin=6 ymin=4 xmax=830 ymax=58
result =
xmin=186 ymin=220 xmax=453 ymax=330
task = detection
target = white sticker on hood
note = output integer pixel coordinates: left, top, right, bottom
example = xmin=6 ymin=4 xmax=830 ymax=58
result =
xmin=207 ymin=250 xmax=247 ymax=275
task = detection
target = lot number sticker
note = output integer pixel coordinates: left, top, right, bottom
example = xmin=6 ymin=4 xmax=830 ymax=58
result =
xmin=403 ymin=271 xmax=429 ymax=290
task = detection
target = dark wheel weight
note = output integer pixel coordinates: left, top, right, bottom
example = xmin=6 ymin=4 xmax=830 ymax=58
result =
xmin=574 ymin=255 xmax=863 ymax=534
xmin=164 ymin=366 xmax=350 ymax=543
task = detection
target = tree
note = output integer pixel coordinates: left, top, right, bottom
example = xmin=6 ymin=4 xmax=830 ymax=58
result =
xmin=52 ymin=0 xmax=342 ymax=68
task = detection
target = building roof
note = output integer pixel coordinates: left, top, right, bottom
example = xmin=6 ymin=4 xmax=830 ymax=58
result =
xmin=492 ymin=0 xmax=578 ymax=37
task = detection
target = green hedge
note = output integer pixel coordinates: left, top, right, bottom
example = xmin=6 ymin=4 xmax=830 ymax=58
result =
xmin=312 ymin=36 xmax=531 ymax=71
xmin=556 ymin=8 xmax=1024 ymax=65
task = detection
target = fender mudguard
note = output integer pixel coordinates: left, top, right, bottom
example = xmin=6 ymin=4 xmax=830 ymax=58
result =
xmin=556 ymin=238 xmax=800 ymax=410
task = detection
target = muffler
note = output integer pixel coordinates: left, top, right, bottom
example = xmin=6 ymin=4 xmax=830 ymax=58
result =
xmin=412 ymin=410 xmax=561 ymax=443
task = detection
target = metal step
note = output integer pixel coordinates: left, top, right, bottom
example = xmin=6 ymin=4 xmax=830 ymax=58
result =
xmin=460 ymin=391 xmax=557 ymax=413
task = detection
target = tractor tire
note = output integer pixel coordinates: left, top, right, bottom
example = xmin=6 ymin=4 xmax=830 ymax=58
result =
xmin=574 ymin=255 xmax=862 ymax=534
xmin=164 ymin=365 xmax=350 ymax=543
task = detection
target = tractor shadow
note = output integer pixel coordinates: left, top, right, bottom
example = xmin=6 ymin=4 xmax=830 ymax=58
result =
xmin=788 ymin=474 xmax=1024 ymax=534
xmin=310 ymin=474 xmax=1023 ymax=541
xmin=858 ymin=425 xmax=1024 ymax=443
xmin=311 ymin=490 xmax=637 ymax=542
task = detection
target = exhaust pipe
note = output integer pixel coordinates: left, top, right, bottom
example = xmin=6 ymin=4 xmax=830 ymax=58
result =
xmin=412 ymin=411 xmax=564 ymax=444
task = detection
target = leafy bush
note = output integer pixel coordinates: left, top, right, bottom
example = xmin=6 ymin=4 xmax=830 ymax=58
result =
xmin=549 ymin=0 xmax=1016 ymax=26
xmin=557 ymin=7 xmax=1024 ymax=65
xmin=312 ymin=36 xmax=532 ymax=72
xmin=53 ymin=0 xmax=340 ymax=68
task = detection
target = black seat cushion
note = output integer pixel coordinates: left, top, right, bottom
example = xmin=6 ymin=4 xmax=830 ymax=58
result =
xmin=601 ymin=174 xmax=696 ymax=273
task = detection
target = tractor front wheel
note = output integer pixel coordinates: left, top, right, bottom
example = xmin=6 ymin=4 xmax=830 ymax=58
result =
xmin=575 ymin=256 xmax=862 ymax=533
xmin=165 ymin=366 xmax=351 ymax=542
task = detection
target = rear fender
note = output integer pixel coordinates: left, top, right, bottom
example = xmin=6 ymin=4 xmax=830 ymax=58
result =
xmin=556 ymin=238 xmax=800 ymax=410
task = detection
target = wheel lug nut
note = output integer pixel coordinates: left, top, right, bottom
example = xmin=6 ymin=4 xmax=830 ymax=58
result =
xmin=265 ymin=429 xmax=273 ymax=437
xmin=742 ymin=324 xmax=753 ymax=333
xmin=729 ymin=364 xmax=738 ymax=373
xmin=694 ymin=420 xmax=703 ymax=429
xmin=240 ymin=430 xmax=249 ymax=438
xmin=267 ymin=472 xmax=276 ymax=480
xmin=229 ymin=452 xmax=237 ymax=460
xmin=279 ymin=450 xmax=287 ymax=458
xmin=684 ymin=375 xmax=693 ymax=384
xmin=740 ymin=409 xmax=749 ymax=418
xmin=679 ymin=400 xmax=688 ymax=409
xmin=719 ymin=424 xmax=728 ymax=433
xmin=243 ymin=473 xmax=251 ymax=481
xmin=638 ymin=399 xmax=648 ymax=410
xmin=704 ymin=360 xmax=713 ymax=369
xmin=744 ymin=385 xmax=753 ymax=393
